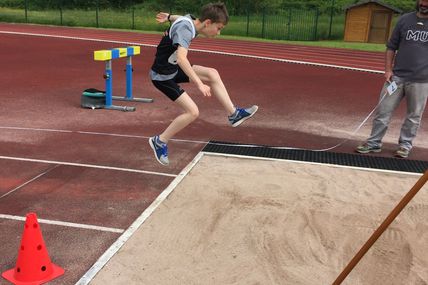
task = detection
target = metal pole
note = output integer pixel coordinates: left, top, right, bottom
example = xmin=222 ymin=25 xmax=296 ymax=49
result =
xmin=333 ymin=171 xmax=428 ymax=284
xmin=126 ymin=56 xmax=132 ymax=100
xmin=105 ymin=60 xmax=113 ymax=107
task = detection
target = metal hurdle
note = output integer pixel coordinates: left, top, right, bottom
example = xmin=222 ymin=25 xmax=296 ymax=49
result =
xmin=94 ymin=46 xmax=153 ymax=112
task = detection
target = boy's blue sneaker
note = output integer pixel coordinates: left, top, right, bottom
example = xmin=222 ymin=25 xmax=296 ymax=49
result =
xmin=228 ymin=105 xmax=259 ymax=127
xmin=149 ymin=136 xmax=169 ymax=165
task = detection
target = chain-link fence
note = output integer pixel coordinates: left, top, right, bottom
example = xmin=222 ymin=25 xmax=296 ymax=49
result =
xmin=0 ymin=0 xmax=350 ymax=41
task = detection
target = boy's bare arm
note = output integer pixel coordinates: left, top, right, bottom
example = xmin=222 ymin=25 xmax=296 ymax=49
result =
xmin=156 ymin=12 xmax=181 ymax=24
xmin=176 ymin=46 xmax=211 ymax=97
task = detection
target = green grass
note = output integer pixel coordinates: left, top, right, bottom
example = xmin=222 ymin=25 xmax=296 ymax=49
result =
xmin=0 ymin=7 xmax=386 ymax=52
xmin=214 ymin=35 xmax=386 ymax=52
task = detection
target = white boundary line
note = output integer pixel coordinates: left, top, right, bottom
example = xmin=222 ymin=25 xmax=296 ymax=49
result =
xmin=0 ymin=30 xmax=383 ymax=74
xmin=0 ymin=165 xmax=59 ymax=199
xmin=202 ymin=151 xmax=424 ymax=177
xmin=77 ymin=130 xmax=209 ymax=145
xmin=0 ymin=214 xmax=124 ymax=233
xmin=0 ymin=155 xmax=177 ymax=178
xmin=75 ymin=152 xmax=205 ymax=285
xmin=0 ymin=126 xmax=73 ymax=133
xmin=1 ymin=125 xmax=426 ymax=176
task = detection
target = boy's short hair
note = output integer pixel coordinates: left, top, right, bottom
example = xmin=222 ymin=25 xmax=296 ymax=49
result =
xmin=200 ymin=2 xmax=229 ymax=25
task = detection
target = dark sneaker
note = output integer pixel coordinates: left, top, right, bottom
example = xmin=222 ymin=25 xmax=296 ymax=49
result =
xmin=355 ymin=143 xmax=382 ymax=154
xmin=395 ymin=147 xmax=409 ymax=158
xmin=149 ymin=136 xmax=169 ymax=165
xmin=228 ymin=105 xmax=259 ymax=127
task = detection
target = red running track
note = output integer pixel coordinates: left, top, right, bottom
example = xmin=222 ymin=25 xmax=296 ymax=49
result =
xmin=0 ymin=23 xmax=426 ymax=285
xmin=0 ymin=22 xmax=385 ymax=72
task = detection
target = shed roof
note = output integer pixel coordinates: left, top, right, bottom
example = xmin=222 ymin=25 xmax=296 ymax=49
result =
xmin=345 ymin=0 xmax=402 ymax=13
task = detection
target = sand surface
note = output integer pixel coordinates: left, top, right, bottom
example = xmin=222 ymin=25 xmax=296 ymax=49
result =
xmin=90 ymin=155 xmax=428 ymax=285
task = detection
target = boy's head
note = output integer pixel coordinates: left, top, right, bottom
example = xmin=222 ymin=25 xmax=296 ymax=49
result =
xmin=200 ymin=2 xmax=229 ymax=25
xmin=199 ymin=2 xmax=229 ymax=37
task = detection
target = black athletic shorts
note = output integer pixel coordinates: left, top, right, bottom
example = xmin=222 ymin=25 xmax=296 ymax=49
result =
xmin=152 ymin=68 xmax=190 ymax=101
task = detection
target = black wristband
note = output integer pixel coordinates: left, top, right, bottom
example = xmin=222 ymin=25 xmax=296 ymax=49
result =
xmin=167 ymin=14 xmax=171 ymax=21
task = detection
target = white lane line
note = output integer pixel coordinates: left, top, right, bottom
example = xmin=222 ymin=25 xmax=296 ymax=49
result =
xmin=189 ymin=48 xmax=384 ymax=73
xmin=202 ymin=152 xmax=424 ymax=177
xmin=0 ymin=30 xmax=157 ymax=47
xmin=0 ymin=125 xmax=209 ymax=144
xmin=0 ymin=214 xmax=124 ymax=233
xmin=75 ymin=152 xmax=205 ymax=285
xmin=0 ymin=165 xmax=60 ymax=199
xmin=0 ymin=126 xmax=73 ymax=133
xmin=0 ymin=30 xmax=383 ymax=74
xmin=0 ymin=155 xmax=177 ymax=178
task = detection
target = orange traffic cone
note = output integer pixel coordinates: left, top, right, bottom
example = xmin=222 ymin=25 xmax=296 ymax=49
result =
xmin=2 ymin=213 xmax=64 ymax=285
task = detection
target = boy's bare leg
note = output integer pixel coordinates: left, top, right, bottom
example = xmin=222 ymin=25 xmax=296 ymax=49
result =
xmin=192 ymin=65 xmax=236 ymax=115
xmin=159 ymin=92 xmax=199 ymax=143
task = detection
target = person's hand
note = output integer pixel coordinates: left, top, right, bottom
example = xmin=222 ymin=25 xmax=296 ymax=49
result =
xmin=156 ymin=12 xmax=169 ymax=24
xmin=197 ymin=82 xmax=211 ymax=97
xmin=384 ymin=70 xmax=393 ymax=83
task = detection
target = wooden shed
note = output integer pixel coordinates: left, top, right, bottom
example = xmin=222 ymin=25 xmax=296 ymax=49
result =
xmin=344 ymin=0 xmax=402 ymax=43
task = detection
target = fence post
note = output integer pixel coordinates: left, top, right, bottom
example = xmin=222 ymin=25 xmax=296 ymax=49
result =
xmin=262 ymin=6 xmax=266 ymax=38
xmin=328 ymin=0 xmax=335 ymax=39
xmin=287 ymin=8 xmax=291 ymax=40
xmin=131 ymin=0 xmax=135 ymax=30
xmin=59 ymin=0 xmax=63 ymax=26
xmin=246 ymin=2 xmax=250 ymax=37
xmin=169 ymin=0 xmax=174 ymax=14
xmin=313 ymin=8 xmax=319 ymax=41
xmin=96 ymin=0 xmax=99 ymax=28
xmin=24 ymin=0 xmax=28 ymax=22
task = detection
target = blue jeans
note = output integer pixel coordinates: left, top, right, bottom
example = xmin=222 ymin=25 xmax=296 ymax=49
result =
xmin=366 ymin=76 xmax=428 ymax=150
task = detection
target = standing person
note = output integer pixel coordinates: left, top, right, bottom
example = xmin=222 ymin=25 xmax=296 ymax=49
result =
xmin=356 ymin=0 xmax=428 ymax=158
xmin=148 ymin=2 xmax=258 ymax=165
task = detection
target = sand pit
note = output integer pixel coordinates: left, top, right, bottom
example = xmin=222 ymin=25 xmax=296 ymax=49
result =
xmin=90 ymin=154 xmax=428 ymax=285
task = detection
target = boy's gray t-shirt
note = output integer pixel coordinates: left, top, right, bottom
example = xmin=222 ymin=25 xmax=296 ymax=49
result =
xmin=387 ymin=12 xmax=428 ymax=82
xmin=150 ymin=15 xmax=196 ymax=81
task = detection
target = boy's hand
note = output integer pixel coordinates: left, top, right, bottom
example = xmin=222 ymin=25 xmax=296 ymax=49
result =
xmin=156 ymin=12 xmax=169 ymax=24
xmin=197 ymin=83 xmax=211 ymax=97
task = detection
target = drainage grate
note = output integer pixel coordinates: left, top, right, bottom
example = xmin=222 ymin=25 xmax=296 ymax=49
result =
xmin=202 ymin=141 xmax=428 ymax=174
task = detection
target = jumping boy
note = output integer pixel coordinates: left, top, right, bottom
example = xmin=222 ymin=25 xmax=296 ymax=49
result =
xmin=148 ymin=2 xmax=258 ymax=165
